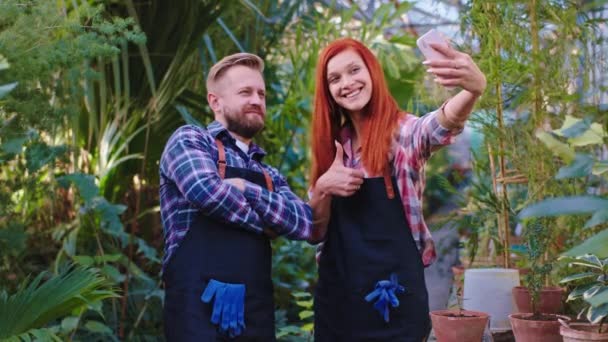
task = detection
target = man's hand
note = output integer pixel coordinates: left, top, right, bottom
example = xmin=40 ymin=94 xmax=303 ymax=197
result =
xmin=224 ymin=178 xmax=246 ymax=192
xmin=225 ymin=177 xmax=277 ymax=240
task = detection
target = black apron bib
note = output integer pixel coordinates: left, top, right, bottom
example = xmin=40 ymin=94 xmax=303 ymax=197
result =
xmin=163 ymin=139 xmax=276 ymax=341
xmin=314 ymin=171 xmax=430 ymax=342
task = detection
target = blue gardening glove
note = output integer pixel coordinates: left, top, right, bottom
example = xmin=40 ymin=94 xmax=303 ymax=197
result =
xmin=200 ymin=279 xmax=246 ymax=338
xmin=233 ymin=284 xmax=246 ymax=336
xmin=221 ymin=284 xmax=246 ymax=338
xmin=201 ymin=279 xmax=227 ymax=325
xmin=364 ymin=273 xmax=405 ymax=322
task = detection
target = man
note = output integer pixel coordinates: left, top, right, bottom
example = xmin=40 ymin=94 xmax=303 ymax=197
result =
xmin=160 ymin=53 xmax=312 ymax=341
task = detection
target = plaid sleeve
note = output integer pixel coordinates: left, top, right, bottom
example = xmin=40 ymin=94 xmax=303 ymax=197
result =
xmin=398 ymin=109 xmax=462 ymax=168
xmin=160 ymin=125 xmax=264 ymax=233
xmin=242 ymin=167 xmax=312 ymax=240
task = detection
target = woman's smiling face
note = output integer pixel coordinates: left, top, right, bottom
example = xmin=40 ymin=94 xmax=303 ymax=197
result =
xmin=326 ymin=49 xmax=372 ymax=117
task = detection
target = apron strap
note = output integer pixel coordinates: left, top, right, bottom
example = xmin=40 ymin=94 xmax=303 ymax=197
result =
xmin=216 ymin=138 xmax=227 ymax=179
xmin=263 ymin=170 xmax=274 ymax=192
xmin=215 ymin=138 xmax=278 ymax=239
xmin=215 ymin=138 xmax=273 ymax=192
xmin=383 ymin=165 xmax=395 ymax=199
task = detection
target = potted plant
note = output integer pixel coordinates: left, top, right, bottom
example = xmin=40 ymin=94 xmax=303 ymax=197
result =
xmin=509 ymin=219 xmax=570 ymax=342
xmin=512 ymin=220 xmax=564 ymax=314
xmin=558 ymin=254 xmax=608 ymax=341
xmin=430 ymin=286 xmax=489 ymax=342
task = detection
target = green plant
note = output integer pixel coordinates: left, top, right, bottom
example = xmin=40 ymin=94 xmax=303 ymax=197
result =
xmin=522 ymin=219 xmax=553 ymax=316
xmin=559 ymin=254 xmax=608 ymax=332
xmin=0 ymin=266 xmax=117 ymax=341
xmin=520 ymin=116 xmax=608 ymax=258
xmin=463 ymin=0 xmax=605 ymax=271
xmin=276 ymin=291 xmax=314 ymax=342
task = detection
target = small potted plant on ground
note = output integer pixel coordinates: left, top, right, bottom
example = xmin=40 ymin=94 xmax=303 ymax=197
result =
xmin=430 ymin=285 xmax=489 ymax=342
xmin=509 ymin=219 xmax=569 ymax=342
xmin=512 ymin=220 xmax=564 ymax=314
xmin=558 ymin=254 xmax=608 ymax=342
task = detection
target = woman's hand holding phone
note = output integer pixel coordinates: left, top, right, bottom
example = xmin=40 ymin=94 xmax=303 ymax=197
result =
xmin=418 ymin=29 xmax=486 ymax=96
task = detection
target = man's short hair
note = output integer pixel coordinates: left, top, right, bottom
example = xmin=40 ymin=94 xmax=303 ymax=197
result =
xmin=206 ymin=53 xmax=264 ymax=92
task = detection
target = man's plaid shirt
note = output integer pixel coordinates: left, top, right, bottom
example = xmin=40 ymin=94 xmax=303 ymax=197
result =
xmin=159 ymin=121 xmax=312 ymax=268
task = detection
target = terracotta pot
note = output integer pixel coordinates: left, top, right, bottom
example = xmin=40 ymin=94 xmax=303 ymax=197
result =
xmin=509 ymin=313 xmax=570 ymax=342
xmin=430 ymin=309 xmax=489 ymax=342
xmin=561 ymin=323 xmax=608 ymax=342
xmin=513 ymin=286 xmax=564 ymax=313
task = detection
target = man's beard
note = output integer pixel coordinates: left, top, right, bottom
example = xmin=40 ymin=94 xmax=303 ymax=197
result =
xmin=224 ymin=105 xmax=265 ymax=139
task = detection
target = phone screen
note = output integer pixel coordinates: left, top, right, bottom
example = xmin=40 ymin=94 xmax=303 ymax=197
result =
xmin=416 ymin=29 xmax=450 ymax=61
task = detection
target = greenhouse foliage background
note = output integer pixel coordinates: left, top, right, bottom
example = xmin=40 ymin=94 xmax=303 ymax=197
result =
xmin=0 ymin=0 xmax=607 ymax=341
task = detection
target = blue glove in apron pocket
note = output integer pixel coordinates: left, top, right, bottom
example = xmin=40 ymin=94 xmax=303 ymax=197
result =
xmin=364 ymin=273 xmax=406 ymax=322
xmin=201 ymin=279 xmax=246 ymax=338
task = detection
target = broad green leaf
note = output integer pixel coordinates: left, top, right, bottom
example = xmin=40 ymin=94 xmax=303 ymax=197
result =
xmin=299 ymin=310 xmax=313 ymax=320
xmin=584 ymin=285 xmax=603 ymax=299
xmin=83 ymin=321 xmax=113 ymax=334
xmin=585 ymin=287 xmax=608 ymax=307
xmin=295 ymin=300 xmax=313 ymax=308
xmin=384 ymin=55 xmax=400 ymax=79
xmin=25 ymin=142 xmax=67 ymax=173
xmin=588 ymin=303 xmax=608 ymax=324
xmin=570 ymin=123 xmax=606 ymax=146
xmin=72 ymin=256 xmax=95 ymax=267
xmin=93 ymin=254 xmax=122 ymax=263
xmin=292 ymin=292 xmax=311 ymax=298
xmin=388 ymin=34 xmax=416 ymax=46
xmin=60 ymin=317 xmax=79 ymax=333
xmin=560 ymin=272 xmax=597 ymax=284
xmin=576 ymin=254 xmax=603 ymax=268
xmin=276 ymin=325 xmax=301 ymax=338
xmin=89 ymin=197 xmax=126 ymax=237
xmin=553 ymin=115 xmax=580 ymax=136
xmin=57 ymin=174 xmax=98 ymax=202
xmin=0 ymin=224 xmax=27 ymax=256
xmin=568 ymin=283 xmax=600 ymax=301
xmin=0 ymin=266 xmax=116 ymax=339
xmin=0 ymin=55 xmax=9 ymax=70
xmin=519 ymin=196 xmax=608 ymax=219
xmin=564 ymin=229 xmax=608 ymax=259
xmin=593 ymin=161 xmax=608 ymax=176
xmin=535 ymin=131 xmax=575 ymax=163
xmin=585 ymin=210 xmax=608 ymax=228
xmin=555 ymin=153 xmax=594 ymax=179
xmin=0 ymin=82 xmax=17 ymax=99
xmin=302 ymin=322 xmax=314 ymax=332
xmin=136 ymin=238 xmax=160 ymax=263
xmin=1 ymin=136 xmax=28 ymax=154
xmin=101 ymin=265 xmax=125 ymax=283
xmin=560 ymin=117 xmax=592 ymax=138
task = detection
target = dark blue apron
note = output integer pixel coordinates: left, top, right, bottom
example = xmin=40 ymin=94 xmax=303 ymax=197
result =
xmin=314 ymin=168 xmax=430 ymax=342
xmin=163 ymin=139 xmax=276 ymax=341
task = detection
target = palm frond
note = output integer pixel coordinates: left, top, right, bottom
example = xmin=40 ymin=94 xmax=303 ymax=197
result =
xmin=0 ymin=266 xmax=117 ymax=340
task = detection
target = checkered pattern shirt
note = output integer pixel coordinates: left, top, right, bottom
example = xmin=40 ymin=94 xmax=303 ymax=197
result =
xmin=159 ymin=121 xmax=312 ymax=268
xmin=339 ymin=109 xmax=460 ymax=255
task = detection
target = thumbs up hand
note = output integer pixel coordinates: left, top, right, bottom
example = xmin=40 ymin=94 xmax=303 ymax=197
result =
xmin=315 ymin=141 xmax=365 ymax=197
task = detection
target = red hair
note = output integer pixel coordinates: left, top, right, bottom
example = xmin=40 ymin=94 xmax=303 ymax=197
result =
xmin=310 ymin=38 xmax=402 ymax=185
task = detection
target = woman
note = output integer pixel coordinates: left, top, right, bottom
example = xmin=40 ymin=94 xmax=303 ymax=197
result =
xmin=308 ymin=38 xmax=486 ymax=341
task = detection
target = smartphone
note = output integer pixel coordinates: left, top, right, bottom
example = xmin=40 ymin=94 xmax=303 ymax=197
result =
xmin=416 ymin=29 xmax=450 ymax=61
